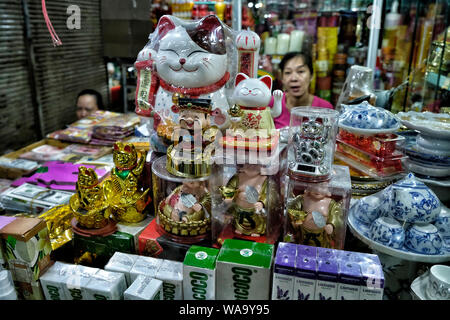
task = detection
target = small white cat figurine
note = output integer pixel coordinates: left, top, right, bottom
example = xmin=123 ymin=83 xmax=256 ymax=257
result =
xmin=231 ymin=73 xmax=283 ymax=131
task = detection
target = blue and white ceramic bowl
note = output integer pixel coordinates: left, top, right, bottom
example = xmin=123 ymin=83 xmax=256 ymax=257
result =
xmin=352 ymin=195 xmax=382 ymax=225
xmin=339 ymin=101 xmax=400 ymax=134
xmin=405 ymin=223 xmax=443 ymax=255
xmin=390 ymin=173 xmax=441 ymax=223
xmin=434 ymin=209 xmax=450 ymax=238
xmin=369 ymin=216 xmax=405 ymax=249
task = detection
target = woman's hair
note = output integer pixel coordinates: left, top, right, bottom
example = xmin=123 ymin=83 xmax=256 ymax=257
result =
xmin=76 ymin=89 xmax=104 ymax=109
xmin=279 ymin=51 xmax=314 ymax=75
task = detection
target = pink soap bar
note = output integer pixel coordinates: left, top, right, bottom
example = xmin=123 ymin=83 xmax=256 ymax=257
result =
xmin=12 ymin=161 xmax=107 ymax=191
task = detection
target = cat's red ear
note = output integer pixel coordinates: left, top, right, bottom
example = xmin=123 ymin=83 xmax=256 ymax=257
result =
xmin=156 ymin=16 xmax=176 ymax=38
xmin=259 ymin=75 xmax=272 ymax=91
xmin=152 ymin=16 xmax=176 ymax=52
xmin=113 ymin=143 xmax=119 ymax=151
xmin=235 ymin=73 xmax=248 ymax=86
xmin=186 ymin=15 xmax=226 ymax=55
xmin=124 ymin=145 xmax=133 ymax=153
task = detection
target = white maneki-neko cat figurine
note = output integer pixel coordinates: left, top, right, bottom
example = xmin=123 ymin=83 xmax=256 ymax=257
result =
xmin=135 ymin=14 xmax=236 ymax=131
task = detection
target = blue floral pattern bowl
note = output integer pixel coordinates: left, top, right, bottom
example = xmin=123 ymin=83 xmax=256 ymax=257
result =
xmin=405 ymin=223 xmax=443 ymax=255
xmin=348 ymin=184 xmax=450 ymax=260
xmin=339 ymin=101 xmax=401 ymax=134
xmin=369 ymin=217 xmax=405 ymax=249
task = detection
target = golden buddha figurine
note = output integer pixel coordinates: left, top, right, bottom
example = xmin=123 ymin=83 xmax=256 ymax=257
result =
xmin=158 ymin=180 xmax=211 ymax=238
xmin=219 ymin=164 xmax=268 ymax=237
xmin=70 ymin=166 xmax=109 ymax=229
xmin=104 ymin=142 xmax=150 ymax=223
xmin=286 ymin=183 xmax=343 ymax=248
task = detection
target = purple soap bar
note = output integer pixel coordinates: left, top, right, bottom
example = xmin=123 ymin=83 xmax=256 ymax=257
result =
xmin=317 ymin=247 xmax=337 ymax=261
xmin=295 ymin=256 xmax=317 ymax=279
xmin=336 ymin=250 xmax=354 ymax=261
xmin=274 ymin=243 xmax=297 ymax=276
xmin=297 ymin=245 xmax=317 ymax=258
xmin=317 ymin=259 xmax=338 ymax=282
xmin=338 ymin=261 xmax=361 ymax=286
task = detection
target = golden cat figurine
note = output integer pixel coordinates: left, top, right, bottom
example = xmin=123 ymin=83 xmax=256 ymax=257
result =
xmin=103 ymin=142 xmax=150 ymax=223
xmin=70 ymin=166 xmax=109 ymax=229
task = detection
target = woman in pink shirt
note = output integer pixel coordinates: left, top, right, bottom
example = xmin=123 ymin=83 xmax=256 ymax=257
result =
xmin=268 ymin=52 xmax=334 ymax=129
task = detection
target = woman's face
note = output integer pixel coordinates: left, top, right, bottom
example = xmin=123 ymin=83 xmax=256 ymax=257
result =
xmin=282 ymin=56 xmax=312 ymax=98
xmin=76 ymin=94 xmax=98 ymax=119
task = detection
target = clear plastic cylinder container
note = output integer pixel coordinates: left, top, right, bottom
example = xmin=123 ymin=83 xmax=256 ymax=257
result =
xmin=151 ymin=155 xmax=212 ymax=244
xmin=287 ymin=107 xmax=339 ymax=183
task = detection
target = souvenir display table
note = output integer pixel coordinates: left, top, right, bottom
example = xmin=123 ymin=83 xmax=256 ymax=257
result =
xmin=0 ymin=14 xmax=449 ymax=302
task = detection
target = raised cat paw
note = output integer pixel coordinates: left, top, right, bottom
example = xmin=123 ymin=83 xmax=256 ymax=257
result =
xmin=273 ymin=90 xmax=283 ymax=101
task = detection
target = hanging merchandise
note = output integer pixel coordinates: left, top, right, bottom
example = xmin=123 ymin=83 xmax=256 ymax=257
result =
xmin=331 ymin=51 xmax=348 ymax=106
xmin=289 ymin=30 xmax=305 ymax=52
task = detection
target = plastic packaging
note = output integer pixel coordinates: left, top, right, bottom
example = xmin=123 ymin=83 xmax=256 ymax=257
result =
xmin=152 ymin=155 xmax=211 ymax=244
xmin=335 ymin=65 xmax=376 ymax=110
xmin=210 ymin=149 xmax=284 ymax=247
xmin=336 ymin=140 xmax=405 ymax=176
xmin=337 ymin=128 xmax=405 ymax=158
xmin=287 ymin=107 xmax=339 ymax=182
xmin=135 ymin=14 xmax=241 ymax=152
xmin=283 ymin=165 xmax=352 ymax=250
xmin=0 ymin=270 xmax=18 ymax=300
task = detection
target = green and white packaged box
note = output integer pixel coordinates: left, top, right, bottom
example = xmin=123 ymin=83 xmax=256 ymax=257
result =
xmin=216 ymin=239 xmax=274 ymax=300
xmin=183 ymin=245 xmax=219 ymax=300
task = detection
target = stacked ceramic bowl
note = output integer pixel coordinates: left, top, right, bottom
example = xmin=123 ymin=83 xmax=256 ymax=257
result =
xmin=397 ymin=111 xmax=450 ymax=203
xmin=335 ymin=102 xmax=406 ymax=197
xmin=350 ymin=173 xmax=450 ymax=256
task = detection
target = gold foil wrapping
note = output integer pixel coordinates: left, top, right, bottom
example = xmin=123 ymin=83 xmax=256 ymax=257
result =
xmin=39 ymin=205 xmax=74 ymax=250
xmin=166 ymin=144 xmax=213 ymax=178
